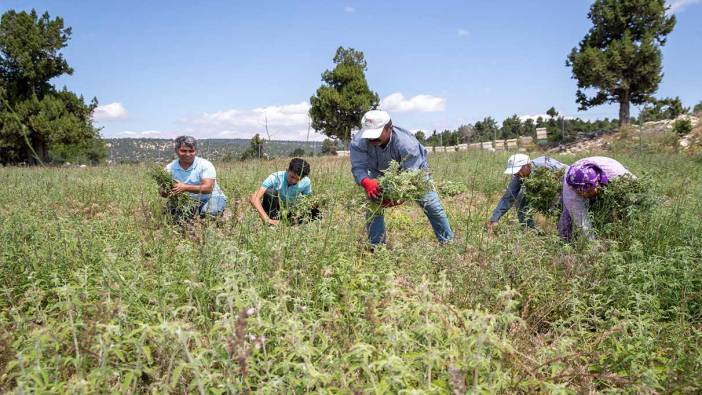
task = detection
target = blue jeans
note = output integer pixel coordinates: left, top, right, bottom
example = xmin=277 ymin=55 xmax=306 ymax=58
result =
xmin=198 ymin=195 xmax=227 ymax=217
xmin=366 ymin=191 xmax=454 ymax=245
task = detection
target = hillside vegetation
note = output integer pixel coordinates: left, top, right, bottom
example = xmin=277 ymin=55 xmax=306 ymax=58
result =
xmin=1 ymin=151 xmax=701 ymax=393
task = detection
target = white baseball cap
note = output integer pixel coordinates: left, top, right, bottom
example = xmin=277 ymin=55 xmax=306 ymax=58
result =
xmin=360 ymin=110 xmax=391 ymax=139
xmin=504 ymin=154 xmax=530 ymax=175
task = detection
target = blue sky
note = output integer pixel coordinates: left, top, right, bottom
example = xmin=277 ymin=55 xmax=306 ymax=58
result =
xmin=2 ymin=0 xmax=701 ymax=140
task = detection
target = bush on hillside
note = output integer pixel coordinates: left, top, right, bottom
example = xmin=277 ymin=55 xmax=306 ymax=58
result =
xmin=673 ymin=119 xmax=692 ymax=136
xmin=639 ymin=97 xmax=689 ymax=122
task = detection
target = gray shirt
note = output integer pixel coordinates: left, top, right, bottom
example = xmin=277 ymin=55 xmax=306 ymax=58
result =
xmin=489 ymin=156 xmax=567 ymax=222
xmin=350 ymin=126 xmax=428 ymax=184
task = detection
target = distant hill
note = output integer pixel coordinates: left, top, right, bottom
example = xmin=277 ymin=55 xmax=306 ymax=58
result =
xmin=105 ymin=138 xmax=331 ymax=163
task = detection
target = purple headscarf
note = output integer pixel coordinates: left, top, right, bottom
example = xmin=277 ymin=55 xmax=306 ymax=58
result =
xmin=566 ymin=163 xmax=609 ymax=192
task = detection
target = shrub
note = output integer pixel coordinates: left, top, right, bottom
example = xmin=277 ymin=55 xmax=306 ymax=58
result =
xmin=436 ymin=180 xmax=468 ymax=197
xmin=640 ymin=97 xmax=689 ymax=122
xmin=672 ymin=119 xmax=692 ymax=136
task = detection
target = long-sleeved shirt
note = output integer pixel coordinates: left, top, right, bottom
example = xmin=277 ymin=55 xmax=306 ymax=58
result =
xmin=562 ymin=156 xmax=632 ymax=239
xmin=489 ymin=156 xmax=567 ymax=222
xmin=350 ymin=126 xmax=428 ymax=183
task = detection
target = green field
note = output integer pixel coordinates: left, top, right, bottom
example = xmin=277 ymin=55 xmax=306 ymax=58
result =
xmin=1 ymin=151 xmax=701 ymax=393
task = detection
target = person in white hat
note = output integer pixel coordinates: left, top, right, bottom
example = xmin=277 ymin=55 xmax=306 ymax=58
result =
xmin=487 ymin=154 xmax=567 ymax=233
xmin=350 ymin=110 xmax=454 ymax=246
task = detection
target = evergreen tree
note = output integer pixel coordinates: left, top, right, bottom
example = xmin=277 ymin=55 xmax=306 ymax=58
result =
xmin=639 ymin=96 xmax=689 ymax=121
xmin=0 ymin=9 xmax=105 ymax=164
xmin=240 ymin=133 xmax=266 ymax=160
xmin=309 ymin=47 xmax=379 ymax=144
xmin=414 ymin=130 xmax=426 ymax=144
xmin=320 ymin=138 xmax=338 ymax=156
xmin=567 ymin=0 xmax=675 ymax=125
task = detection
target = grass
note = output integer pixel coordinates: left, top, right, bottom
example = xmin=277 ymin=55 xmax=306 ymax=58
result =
xmin=0 ymin=150 xmax=701 ymax=393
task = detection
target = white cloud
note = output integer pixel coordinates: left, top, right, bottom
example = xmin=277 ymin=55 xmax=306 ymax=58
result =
xmin=115 ymin=130 xmax=164 ymax=138
xmin=93 ymin=102 xmax=128 ymax=121
xmin=669 ymin=0 xmax=702 ymax=13
xmin=456 ymin=28 xmax=469 ymax=37
xmin=518 ymin=114 xmax=549 ymax=122
xmin=344 ymin=6 xmax=355 ymax=13
xmin=182 ymin=102 xmax=324 ymax=140
xmin=380 ymin=93 xmax=446 ymax=113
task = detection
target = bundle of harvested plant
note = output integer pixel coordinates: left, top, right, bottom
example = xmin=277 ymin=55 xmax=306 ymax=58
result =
xmin=589 ymin=174 xmax=657 ymax=230
xmin=522 ymin=167 xmax=565 ymax=216
xmin=376 ymin=161 xmax=433 ymax=202
xmin=148 ymin=166 xmax=199 ymax=219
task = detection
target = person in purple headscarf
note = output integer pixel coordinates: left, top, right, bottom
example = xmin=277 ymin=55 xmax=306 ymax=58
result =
xmin=558 ymin=156 xmax=633 ymax=241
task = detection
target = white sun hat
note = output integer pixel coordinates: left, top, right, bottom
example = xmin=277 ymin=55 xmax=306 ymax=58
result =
xmin=504 ymin=153 xmax=530 ymax=175
xmin=360 ymin=110 xmax=391 ymax=139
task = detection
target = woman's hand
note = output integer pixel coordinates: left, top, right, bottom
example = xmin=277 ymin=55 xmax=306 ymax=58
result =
xmin=267 ymin=218 xmax=279 ymax=226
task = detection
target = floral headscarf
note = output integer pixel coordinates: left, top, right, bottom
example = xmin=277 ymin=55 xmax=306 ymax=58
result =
xmin=566 ymin=163 xmax=609 ymax=192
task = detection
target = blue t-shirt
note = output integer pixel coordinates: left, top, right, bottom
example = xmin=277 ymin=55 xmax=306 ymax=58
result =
xmin=165 ymin=157 xmax=226 ymax=201
xmin=261 ymin=170 xmax=311 ymax=204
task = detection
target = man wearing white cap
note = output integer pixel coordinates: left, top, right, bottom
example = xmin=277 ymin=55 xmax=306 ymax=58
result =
xmin=350 ymin=110 xmax=454 ymax=246
xmin=487 ymin=154 xmax=567 ymax=232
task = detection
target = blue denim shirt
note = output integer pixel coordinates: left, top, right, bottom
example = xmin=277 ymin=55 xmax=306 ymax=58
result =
xmin=350 ymin=126 xmax=428 ymax=183
xmin=489 ymin=156 xmax=566 ymax=222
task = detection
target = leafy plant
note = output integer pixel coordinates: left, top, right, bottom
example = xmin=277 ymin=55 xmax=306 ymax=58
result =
xmin=436 ymin=180 xmax=468 ymax=197
xmin=1 ymin=152 xmax=700 ymax=393
xmin=522 ymin=167 xmax=565 ymax=216
xmin=363 ymin=161 xmax=434 ymax=211
xmin=281 ymin=193 xmax=329 ymax=224
xmin=147 ymin=165 xmax=198 ymax=220
xmin=589 ymin=174 xmax=657 ymax=232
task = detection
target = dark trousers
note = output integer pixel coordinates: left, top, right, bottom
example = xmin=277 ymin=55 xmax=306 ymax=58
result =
xmin=262 ymin=189 xmax=321 ymax=224
xmin=262 ymin=189 xmax=283 ymax=220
